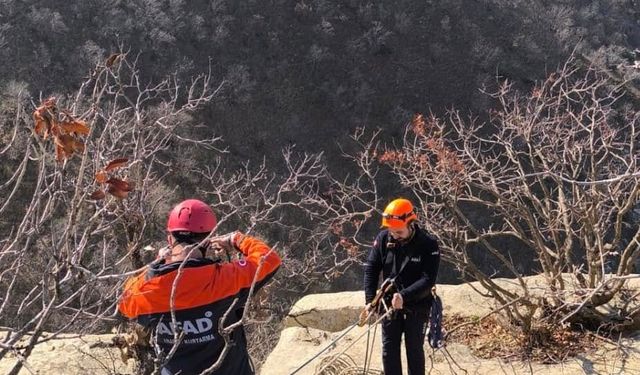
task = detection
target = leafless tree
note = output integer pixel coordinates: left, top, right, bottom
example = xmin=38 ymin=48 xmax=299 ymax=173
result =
xmin=0 ymin=51 xmax=226 ymax=374
xmin=0 ymin=50 xmax=372 ymax=373
xmin=342 ymin=57 xmax=640 ymax=338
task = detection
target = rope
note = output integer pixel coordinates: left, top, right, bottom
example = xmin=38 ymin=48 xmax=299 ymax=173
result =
xmin=314 ymin=353 xmax=383 ymax=375
xmin=291 ymin=282 xmax=395 ymax=375
xmin=290 ymin=309 xmax=376 ymax=375
xmin=363 ymin=324 xmax=370 ymax=375
xmin=363 ymin=320 xmax=377 ymax=374
xmin=314 ymin=309 xmax=394 ymax=375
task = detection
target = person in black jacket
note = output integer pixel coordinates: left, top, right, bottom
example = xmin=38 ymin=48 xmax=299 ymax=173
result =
xmin=364 ymin=198 xmax=440 ymax=375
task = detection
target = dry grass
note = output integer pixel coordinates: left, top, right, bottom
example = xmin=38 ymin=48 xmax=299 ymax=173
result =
xmin=445 ymin=314 xmax=599 ymax=364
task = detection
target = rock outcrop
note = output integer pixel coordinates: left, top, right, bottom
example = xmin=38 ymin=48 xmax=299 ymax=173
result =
xmin=262 ymin=276 xmax=640 ymax=374
xmin=0 ymin=332 xmax=134 ymax=374
xmin=3 ymin=275 xmax=640 ymax=374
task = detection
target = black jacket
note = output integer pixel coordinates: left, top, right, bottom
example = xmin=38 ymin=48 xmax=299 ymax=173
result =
xmin=364 ymin=225 xmax=440 ymax=310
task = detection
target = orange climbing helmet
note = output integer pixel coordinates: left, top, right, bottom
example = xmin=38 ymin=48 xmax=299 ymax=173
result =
xmin=381 ymin=198 xmax=418 ymax=229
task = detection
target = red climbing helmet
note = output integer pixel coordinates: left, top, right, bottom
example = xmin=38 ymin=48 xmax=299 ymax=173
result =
xmin=166 ymin=199 xmax=217 ymax=233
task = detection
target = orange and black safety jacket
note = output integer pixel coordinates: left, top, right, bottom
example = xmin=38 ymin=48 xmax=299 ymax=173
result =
xmin=118 ymin=235 xmax=281 ymax=375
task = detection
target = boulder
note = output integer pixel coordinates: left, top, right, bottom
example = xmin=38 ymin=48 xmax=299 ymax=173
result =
xmin=0 ymin=332 xmax=135 ymax=375
xmin=262 ymin=276 xmax=640 ymax=374
xmin=282 ymin=283 xmax=496 ymax=333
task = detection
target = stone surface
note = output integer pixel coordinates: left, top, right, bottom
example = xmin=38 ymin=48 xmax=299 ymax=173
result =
xmin=4 ymin=274 xmax=640 ymax=374
xmin=261 ymin=323 xmax=640 ymax=375
xmin=282 ymin=283 xmax=497 ymax=333
xmin=0 ymin=332 xmax=135 ymax=374
xmin=262 ymin=275 xmax=640 ymax=374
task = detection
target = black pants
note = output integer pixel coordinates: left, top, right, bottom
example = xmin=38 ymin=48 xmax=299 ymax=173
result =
xmin=381 ymin=308 xmax=428 ymax=375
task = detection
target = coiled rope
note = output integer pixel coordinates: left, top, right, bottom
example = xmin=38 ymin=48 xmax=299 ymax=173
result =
xmin=289 ymin=308 xmax=393 ymax=375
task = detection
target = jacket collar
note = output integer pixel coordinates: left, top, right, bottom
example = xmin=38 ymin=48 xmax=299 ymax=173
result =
xmin=146 ymin=257 xmax=217 ymax=279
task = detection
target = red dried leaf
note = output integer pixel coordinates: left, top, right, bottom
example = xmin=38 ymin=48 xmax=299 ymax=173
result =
xmin=54 ymin=134 xmax=76 ymax=154
xmin=411 ymin=113 xmax=426 ymax=137
xmin=90 ymin=190 xmax=106 ymax=200
xmin=49 ymin=121 xmax=61 ymax=138
xmin=378 ymin=150 xmax=405 ymax=164
xmin=33 ymin=98 xmax=66 ymax=143
xmin=59 ymin=120 xmax=90 ymax=136
xmin=104 ymin=158 xmax=129 ymax=172
xmin=34 ymin=118 xmax=46 ymax=137
xmin=52 ymin=135 xmax=84 ymax=161
xmin=95 ymin=170 xmax=108 ymax=184
xmin=105 ymin=177 xmax=134 ymax=191
xmin=33 ymin=110 xmax=53 ymax=139
xmin=107 ymin=184 xmax=129 ymax=199
xmin=55 ymin=144 xmax=66 ymax=162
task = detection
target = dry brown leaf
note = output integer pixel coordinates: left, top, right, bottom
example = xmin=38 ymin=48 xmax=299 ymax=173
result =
xmin=52 ymin=135 xmax=85 ymax=161
xmin=54 ymin=134 xmax=76 ymax=154
xmin=55 ymin=144 xmax=66 ymax=162
xmin=34 ymin=118 xmax=46 ymax=137
xmin=59 ymin=120 xmax=90 ymax=136
xmin=34 ymin=98 xmax=57 ymax=134
xmin=49 ymin=121 xmax=61 ymax=138
xmin=105 ymin=53 xmax=122 ymax=67
xmin=106 ymin=177 xmax=134 ymax=191
xmin=33 ymin=111 xmax=54 ymax=139
xmin=90 ymin=190 xmax=106 ymax=200
xmin=95 ymin=170 xmax=108 ymax=184
xmin=107 ymin=184 xmax=129 ymax=199
xmin=104 ymin=158 xmax=129 ymax=172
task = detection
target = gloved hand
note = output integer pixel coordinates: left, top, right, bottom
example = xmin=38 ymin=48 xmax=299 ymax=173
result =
xmin=210 ymin=232 xmax=243 ymax=254
xmin=358 ymin=303 xmax=376 ymax=326
xmin=365 ymin=303 xmax=374 ymax=313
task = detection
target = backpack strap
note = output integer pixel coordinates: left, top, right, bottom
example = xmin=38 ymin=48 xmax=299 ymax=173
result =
xmin=393 ymin=249 xmax=413 ymax=279
xmin=385 ymin=235 xmax=415 ymax=280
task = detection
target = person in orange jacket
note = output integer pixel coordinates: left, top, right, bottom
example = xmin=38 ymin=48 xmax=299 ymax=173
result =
xmin=118 ymin=199 xmax=281 ymax=375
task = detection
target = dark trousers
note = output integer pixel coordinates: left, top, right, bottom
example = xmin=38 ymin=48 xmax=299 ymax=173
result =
xmin=381 ymin=309 xmax=428 ymax=375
